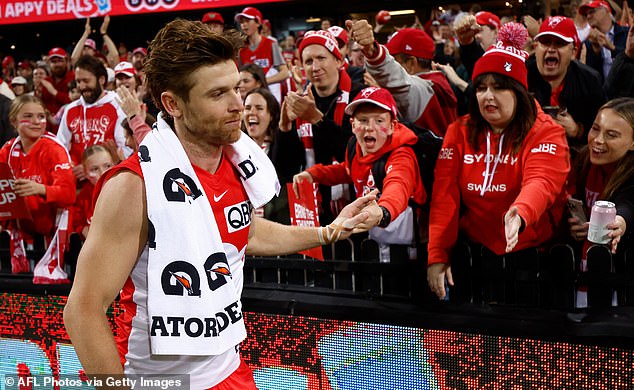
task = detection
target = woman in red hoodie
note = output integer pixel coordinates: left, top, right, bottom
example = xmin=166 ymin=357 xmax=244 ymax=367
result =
xmin=292 ymin=87 xmax=425 ymax=258
xmin=0 ymin=95 xmax=76 ymax=269
xmin=427 ymin=23 xmax=570 ymax=300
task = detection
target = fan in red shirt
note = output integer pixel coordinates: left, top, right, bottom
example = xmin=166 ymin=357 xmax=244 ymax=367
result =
xmin=427 ymin=23 xmax=570 ymax=300
xmin=0 ymin=95 xmax=76 ymax=243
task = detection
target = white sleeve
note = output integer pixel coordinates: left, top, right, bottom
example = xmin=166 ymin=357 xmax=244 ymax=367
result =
xmin=56 ymin=105 xmax=72 ymax=151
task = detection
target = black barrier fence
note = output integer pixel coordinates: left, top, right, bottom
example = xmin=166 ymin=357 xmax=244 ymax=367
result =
xmin=1 ymin=230 xmax=633 ymax=312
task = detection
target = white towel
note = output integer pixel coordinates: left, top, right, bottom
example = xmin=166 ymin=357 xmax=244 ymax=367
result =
xmin=140 ymin=114 xmax=279 ymax=355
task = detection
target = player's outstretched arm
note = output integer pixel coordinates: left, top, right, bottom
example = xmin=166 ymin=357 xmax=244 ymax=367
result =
xmin=64 ymin=171 xmax=148 ymax=375
xmin=246 ymin=190 xmax=377 ymax=256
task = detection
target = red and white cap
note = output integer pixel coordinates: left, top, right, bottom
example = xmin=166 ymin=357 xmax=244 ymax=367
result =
xmin=48 ymin=47 xmax=67 ymax=59
xmin=385 ymin=28 xmax=434 ymax=60
xmin=328 ymin=26 xmax=348 ymax=46
xmin=234 ymin=7 xmax=263 ymax=24
xmin=345 ymin=87 xmax=398 ymax=117
xmin=114 ymin=61 xmax=136 ymax=77
xmin=298 ymin=30 xmax=342 ymax=60
xmin=132 ymin=47 xmax=147 ymax=57
xmin=202 ymin=11 xmax=224 ymax=24
xmin=475 ymin=11 xmax=501 ymax=30
xmin=84 ymin=38 xmax=97 ymax=50
xmin=579 ymin=0 xmax=612 ymax=16
xmin=472 ymin=22 xmax=530 ymax=89
xmin=534 ymin=16 xmax=580 ymax=47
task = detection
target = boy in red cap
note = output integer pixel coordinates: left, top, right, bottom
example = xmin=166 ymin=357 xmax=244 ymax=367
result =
xmin=292 ymin=86 xmax=425 ymax=260
xmin=236 ymin=6 xmax=289 ymax=103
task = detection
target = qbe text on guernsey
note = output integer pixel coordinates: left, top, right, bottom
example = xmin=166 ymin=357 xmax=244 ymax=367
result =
xmin=3 ymin=374 xmax=190 ymax=389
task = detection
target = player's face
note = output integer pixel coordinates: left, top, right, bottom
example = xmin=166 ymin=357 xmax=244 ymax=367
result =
xmin=176 ymin=60 xmax=244 ymax=146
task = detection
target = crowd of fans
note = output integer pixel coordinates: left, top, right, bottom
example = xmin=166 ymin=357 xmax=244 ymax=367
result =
xmin=1 ymin=1 xmax=633 ymax=306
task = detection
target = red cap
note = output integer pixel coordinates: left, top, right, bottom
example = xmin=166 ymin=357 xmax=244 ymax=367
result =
xmin=345 ymin=87 xmax=398 ymax=117
xmin=327 ymin=26 xmax=348 ymax=46
xmin=534 ymin=16 xmax=580 ymax=47
xmin=263 ymin=19 xmax=272 ymax=30
xmin=385 ymin=28 xmax=434 ymax=60
xmin=48 ymin=47 xmax=67 ymax=59
xmin=475 ymin=11 xmax=501 ymax=30
xmin=202 ymin=11 xmax=224 ymax=25
xmin=84 ymin=38 xmax=97 ymax=50
xmin=18 ymin=61 xmax=32 ymax=70
xmin=234 ymin=7 xmax=263 ymax=24
xmin=114 ymin=61 xmax=136 ymax=77
xmin=579 ymin=0 xmax=612 ymax=15
xmin=132 ymin=47 xmax=147 ymax=57
xmin=472 ymin=22 xmax=529 ymax=89
xmin=2 ymin=56 xmax=14 ymax=68
xmin=298 ymin=30 xmax=342 ymax=60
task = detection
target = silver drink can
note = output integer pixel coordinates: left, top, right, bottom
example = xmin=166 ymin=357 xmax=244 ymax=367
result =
xmin=588 ymin=201 xmax=617 ymax=244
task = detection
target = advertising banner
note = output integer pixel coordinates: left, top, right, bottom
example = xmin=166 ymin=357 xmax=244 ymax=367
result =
xmin=287 ymin=181 xmax=323 ymax=260
xmin=0 ymin=163 xmax=31 ymax=220
xmin=0 ymin=0 xmax=284 ymax=25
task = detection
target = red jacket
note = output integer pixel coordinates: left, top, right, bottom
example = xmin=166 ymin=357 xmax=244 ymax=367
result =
xmin=0 ymin=135 xmax=76 ymax=236
xmin=415 ymin=71 xmax=458 ymax=137
xmin=428 ymin=111 xmax=570 ymax=265
xmin=239 ymin=37 xmax=275 ymax=75
xmin=306 ymin=122 xmax=425 ymax=220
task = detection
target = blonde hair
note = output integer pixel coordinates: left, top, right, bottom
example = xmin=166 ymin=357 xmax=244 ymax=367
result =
xmin=9 ymin=95 xmax=47 ymax=125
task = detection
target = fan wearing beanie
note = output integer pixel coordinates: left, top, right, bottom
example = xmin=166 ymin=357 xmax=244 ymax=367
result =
xmin=427 ymin=23 xmax=571 ymax=302
xmin=278 ymin=29 xmax=365 ymax=226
